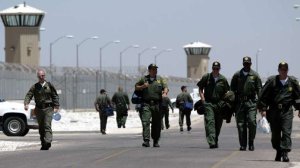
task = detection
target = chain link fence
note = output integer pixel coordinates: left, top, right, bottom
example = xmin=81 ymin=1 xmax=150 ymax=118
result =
xmin=0 ymin=62 xmax=198 ymax=110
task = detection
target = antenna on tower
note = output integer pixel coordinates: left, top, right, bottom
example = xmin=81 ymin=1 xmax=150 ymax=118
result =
xmin=24 ymin=1 xmax=26 ymax=7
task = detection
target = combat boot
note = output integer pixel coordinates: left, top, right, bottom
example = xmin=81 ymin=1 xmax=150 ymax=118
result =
xmin=239 ymin=146 xmax=246 ymax=151
xmin=40 ymin=143 xmax=51 ymax=150
xmin=248 ymin=141 xmax=254 ymax=151
xmin=153 ymin=140 xmax=160 ymax=148
xmin=142 ymin=140 xmax=150 ymax=147
xmin=282 ymin=151 xmax=289 ymax=162
xmin=187 ymin=126 xmax=192 ymax=132
xmin=275 ymin=150 xmax=282 ymax=162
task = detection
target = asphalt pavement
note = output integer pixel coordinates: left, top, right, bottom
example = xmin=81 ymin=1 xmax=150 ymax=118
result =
xmin=1 ymin=112 xmax=300 ymax=168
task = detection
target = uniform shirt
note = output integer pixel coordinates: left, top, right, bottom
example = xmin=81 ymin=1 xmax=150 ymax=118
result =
xmin=112 ymin=91 xmax=130 ymax=111
xmin=24 ymin=81 xmax=59 ymax=107
xmin=161 ymin=96 xmax=174 ymax=111
xmin=257 ymin=75 xmax=300 ymax=111
xmin=231 ymin=69 xmax=262 ymax=99
xmin=197 ymin=73 xmax=230 ymax=103
xmin=94 ymin=94 xmax=111 ymax=112
xmin=135 ymin=75 xmax=168 ymax=102
xmin=176 ymin=92 xmax=193 ymax=108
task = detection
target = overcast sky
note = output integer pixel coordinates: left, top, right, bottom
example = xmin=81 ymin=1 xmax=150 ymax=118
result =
xmin=0 ymin=0 xmax=300 ymax=79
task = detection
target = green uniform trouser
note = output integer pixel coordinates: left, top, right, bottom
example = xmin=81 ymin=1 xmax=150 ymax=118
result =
xmin=36 ymin=107 xmax=53 ymax=146
xmin=268 ymin=106 xmax=293 ymax=152
xmin=116 ymin=110 xmax=127 ymax=128
xmin=161 ymin=109 xmax=169 ymax=129
xmin=204 ymin=102 xmax=223 ymax=146
xmin=235 ymin=100 xmax=257 ymax=147
xmin=141 ymin=103 xmax=161 ymax=142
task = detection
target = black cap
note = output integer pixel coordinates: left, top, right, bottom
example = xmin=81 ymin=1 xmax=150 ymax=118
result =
xmin=181 ymin=85 xmax=187 ymax=91
xmin=243 ymin=56 xmax=252 ymax=63
xmin=148 ymin=63 xmax=158 ymax=70
xmin=278 ymin=61 xmax=288 ymax=69
xmin=212 ymin=61 xmax=221 ymax=68
xmin=100 ymin=89 xmax=106 ymax=94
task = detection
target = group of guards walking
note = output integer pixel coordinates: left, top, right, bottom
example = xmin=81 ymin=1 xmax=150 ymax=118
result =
xmin=24 ymin=57 xmax=300 ymax=163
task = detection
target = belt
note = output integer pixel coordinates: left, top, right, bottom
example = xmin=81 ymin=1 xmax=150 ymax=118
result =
xmin=144 ymin=100 xmax=159 ymax=105
xmin=277 ymin=103 xmax=291 ymax=110
xmin=36 ymin=103 xmax=52 ymax=109
xmin=240 ymin=96 xmax=255 ymax=101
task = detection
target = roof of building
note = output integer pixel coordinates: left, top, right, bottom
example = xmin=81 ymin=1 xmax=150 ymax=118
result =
xmin=0 ymin=3 xmax=45 ymax=15
xmin=183 ymin=41 xmax=212 ymax=48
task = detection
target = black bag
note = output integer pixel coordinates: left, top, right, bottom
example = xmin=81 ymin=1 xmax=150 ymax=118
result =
xmin=194 ymin=100 xmax=205 ymax=115
xmin=131 ymin=90 xmax=143 ymax=104
xmin=103 ymin=106 xmax=114 ymax=116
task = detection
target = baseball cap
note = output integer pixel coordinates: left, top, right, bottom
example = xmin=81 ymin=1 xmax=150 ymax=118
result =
xmin=278 ymin=61 xmax=288 ymax=69
xmin=243 ymin=56 xmax=252 ymax=63
xmin=148 ymin=63 xmax=158 ymax=70
xmin=212 ymin=61 xmax=221 ymax=68
xmin=100 ymin=89 xmax=106 ymax=94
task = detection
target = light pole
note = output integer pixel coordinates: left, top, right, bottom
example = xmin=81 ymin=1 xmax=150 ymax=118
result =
xmin=154 ymin=48 xmax=172 ymax=64
xmin=119 ymin=44 xmax=139 ymax=85
xmin=255 ymin=49 xmax=262 ymax=73
xmin=98 ymin=40 xmax=120 ymax=90
xmin=50 ymin=35 xmax=74 ymax=79
xmin=138 ymin=46 xmax=157 ymax=75
xmin=74 ymin=36 xmax=98 ymax=111
xmin=294 ymin=4 xmax=300 ymax=21
xmin=76 ymin=36 xmax=99 ymax=70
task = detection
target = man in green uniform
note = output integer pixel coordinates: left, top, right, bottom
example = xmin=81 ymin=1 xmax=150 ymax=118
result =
xmin=176 ymin=86 xmax=193 ymax=132
xmin=24 ymin=69 xmax=60 ymax=150
xmin=197 ymin=61 xmax=230 ymax=148
xmin=112 ymin=86 xmax=130 ymax=128
xmin=94 ymin=89 xmax=112 ymax=135
xmin=161 ymin=89 xmax=174 ymax=130
xmin=135 ymin=63 xmax=168 ymax=147
xmin=231 ymin=56 xmax=262 ymax=151
xmin=257 ymin=62 xmax=300 ymax=162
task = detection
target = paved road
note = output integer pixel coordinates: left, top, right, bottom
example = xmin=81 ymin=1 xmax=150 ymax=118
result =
xmin=1 ymin=114 xmax=300 ymax=168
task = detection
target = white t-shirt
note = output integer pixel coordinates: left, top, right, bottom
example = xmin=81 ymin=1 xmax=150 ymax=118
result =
xmin=280 ymin=77 xmax=288 ymax=86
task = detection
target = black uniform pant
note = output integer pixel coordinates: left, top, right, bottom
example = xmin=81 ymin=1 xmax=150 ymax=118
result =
xmin=179 ymin=109 xmax=191 ymax=128
xmin=99 ymin=112 xmax=108 ymax=132
xmin=268 ymin=107 xmax=293 ymax=152
xmin=161 ymin=109 xmax=170 ymax=129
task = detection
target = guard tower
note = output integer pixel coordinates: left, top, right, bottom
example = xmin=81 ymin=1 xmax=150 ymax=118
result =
xmin=0 ymin=3 xmax=45 ymax=66
xmin=183 ymin=42 xmax=212 ymax=79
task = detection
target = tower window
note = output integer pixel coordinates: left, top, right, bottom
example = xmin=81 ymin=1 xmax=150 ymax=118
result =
xmin=27 ymin=47 xmax=31 ymax=56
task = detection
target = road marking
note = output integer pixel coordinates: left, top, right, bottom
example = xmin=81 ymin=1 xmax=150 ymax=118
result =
xmin=211 ymin=151 xmax=239 ymax=168
xmin=95 ymin=149 xmax=130 ymax=163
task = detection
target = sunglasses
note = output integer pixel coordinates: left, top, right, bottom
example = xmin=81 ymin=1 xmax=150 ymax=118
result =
xmin=279 ymin=68 xmax=288 ymax=72
xmin=212 ymin=68 xmax=220 ymax=70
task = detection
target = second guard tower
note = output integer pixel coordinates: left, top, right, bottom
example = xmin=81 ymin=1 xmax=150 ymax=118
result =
xmin=0 ymin=3 xmax=45 ymax=66
xmin=183 ymin=42 xmax=212 ymax=79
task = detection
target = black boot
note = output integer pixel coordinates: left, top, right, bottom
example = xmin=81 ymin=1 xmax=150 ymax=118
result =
xmin=142 ymin=140 xmax=150 ymax=147
xmin=248 ymin=141 xmax=254 ymax=151
xmin=153 ymin=140 xmax=160 ymax=148
xmin=239 ymin=146 xmax=246 ymax=151
xmin=282 ymin=151 xmax=289 ymax=162
xmin=275 ymin=150 xmax=282 ymax=161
